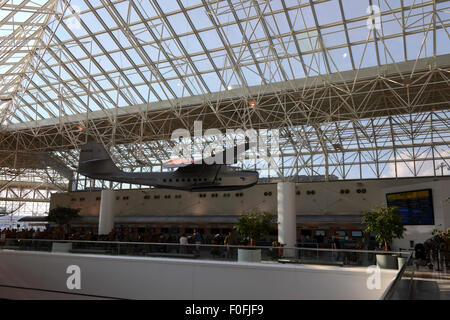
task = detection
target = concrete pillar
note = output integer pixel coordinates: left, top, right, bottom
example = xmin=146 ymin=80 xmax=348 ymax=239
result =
xmin=98 ymin=189 xmax=115 ymax=235
xmin=277 ymin=182 xmax=296 ymax=248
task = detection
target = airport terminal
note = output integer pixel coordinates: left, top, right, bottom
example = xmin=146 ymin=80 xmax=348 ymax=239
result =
xmin=0 ymin=0 xmax=449 ymax=300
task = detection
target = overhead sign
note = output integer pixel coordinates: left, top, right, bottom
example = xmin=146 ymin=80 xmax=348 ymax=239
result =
xmin=386 ymin=189 xmax=434 ymax=225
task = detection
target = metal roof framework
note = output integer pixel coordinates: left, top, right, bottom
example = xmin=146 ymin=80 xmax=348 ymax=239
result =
xmin=0 ymin=0 xmax=448 ymax=197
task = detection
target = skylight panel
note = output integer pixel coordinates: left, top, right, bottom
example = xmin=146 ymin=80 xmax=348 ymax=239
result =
xmin=347 ymin=20 xmax=372 ymax=43
xmin=265 ymin=12 xmax=292 ymax=36
xmin=192 ymin=54 xmax=214 ymax=72
xmin=242 ymin=18 xmax=265 ymax=41
xmin=378 ymin=0 xmax=402 ymax=11
xmin=351 ymin=42 xmax=378 ymax=68
xmin=187 ymin=7 xmax=214 ymax=30
xmin=161 ymin=38 xmax=183 ymax=57
xmin=288 ymin=57 xmax=306 ymax=79
xmin=201 ymin=72 xmax=222 ymax=92
xmin=199 ymin=29 xmax=223 ymax=50
xmin=179 ymin=0 xmax=202 ymax=9
xmin=342 ymin=0 xmax=371 ymax=20
xmin=436 ymin=28 xmax=450 ymax=56
xmin=321 ymin=25 xmax=347 ymax=48
xmin=179 ymin=33 xmax=204 ymax=54
xmin=302 ymin=52 xmax=328 ymax=75
xmin=166 ymin=12 xmax=192 ymax=35
xmin=313 ymin=0 xmax=342 ymax=26
xmin=156 ymin=0 xmax=180 ymax=13
xmin=380 ymin=13 xmax=403 ymax=37
xmin=152 ymin=82 xmax=174 ymax=100
xmin=242 ymin=64 xmax=263 ymax=86
xmin=109 ymin=51 xmax=132 ymax=69
xmin=406 ymin=32 xmax=433 ymax=60
xmin=328 ymin=47 xmax=353 ymax=73
xmin=222 ymin=23 xmax=245 ymax=45
xmin=288 ymin=6 xmax=316 ymax=30
xmin=78 ymin=11 xmax=103 ymax=33
xmin=378 ymin=37 xmax=404 ymax=65
xmin=112 ymin=29 xmax=132 ymax=48
xmin=96 ymin=7 xmax=119 ymax=30
xmin=125 ymin=49 xmax=145 ymax=65
xmin=296 ymin=29 xmax=320 ymax=53
xmin=94 ymin=32 xmax=117 ymax=52
xmin=166 ymin=79 xmax=189 ymax=98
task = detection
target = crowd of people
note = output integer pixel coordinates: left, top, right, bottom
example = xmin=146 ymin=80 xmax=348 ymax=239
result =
xmin=0 ymin=226 xmax=247 ymax=247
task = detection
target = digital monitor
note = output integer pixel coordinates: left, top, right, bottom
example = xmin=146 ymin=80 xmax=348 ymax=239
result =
xmin=386 ymin=189 xmax=434 ymax=225
xmin=351 ymin=231 xmax=363 ymax=237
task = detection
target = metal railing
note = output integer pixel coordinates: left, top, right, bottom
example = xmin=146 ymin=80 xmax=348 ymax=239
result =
xmin=0 ymin=238 xmax=410 ymax=268
xmin=381 ymin=252 xmax=415 ymax=300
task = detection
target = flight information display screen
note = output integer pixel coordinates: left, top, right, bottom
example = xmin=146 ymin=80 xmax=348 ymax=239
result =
xmin=385 ymin=189 xmax=434 ymax=225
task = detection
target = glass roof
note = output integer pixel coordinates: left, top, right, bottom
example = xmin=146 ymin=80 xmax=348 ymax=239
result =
xmin=0 ymin=0 xmax=448 ymax=125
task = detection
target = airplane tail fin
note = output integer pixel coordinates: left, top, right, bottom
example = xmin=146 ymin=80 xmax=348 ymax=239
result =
xmin=78 ymin=142 xmax=120 ymax=176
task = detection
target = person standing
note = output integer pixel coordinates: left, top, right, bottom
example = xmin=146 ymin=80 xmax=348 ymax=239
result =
xmin=193 ymin=229 xmax=202 ymax=255
xmin=224 ymin=231 xmax=235 ymax=260
xmin=332 ymin=235 xmax=341 ymax=261
xmin=179 ymin=233 xmax=188 ymax=254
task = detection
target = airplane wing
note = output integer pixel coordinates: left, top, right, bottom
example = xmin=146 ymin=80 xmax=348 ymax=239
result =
xmin=162 ymin=157 xmax=194 ymax=168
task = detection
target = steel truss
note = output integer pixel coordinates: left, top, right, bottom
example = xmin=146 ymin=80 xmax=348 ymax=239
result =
xmin=0 ymin=0 xmax=448 ymax=197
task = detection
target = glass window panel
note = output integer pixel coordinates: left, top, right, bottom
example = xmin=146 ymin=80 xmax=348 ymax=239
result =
xmin=380 ymin=14 xmax=403 ymax=37
xmin=436 ymin=28 xmax=450 ymax=56
xmin=201 ymin=72 xmax=222 ymax=92
xmin=296 ymin=29 xmax=320 ymax=52
xmin=328 ymin=47 xmax=353 ymax=73
xmin=166 ymin=79 xmax=188 ymax=98
xmin=191 ymin=55 xmax=212 ymax=73
xmin=265 ymin=12 xmax=292 ymax=36
xmin=379 ymin=0 xmax=402 ymax=11
xmin=378 ymin=37 xmax=404 ymax=64
xmin=179 ymin=0 xmax=202 ymax=9
xmin=351 ymin=42 xmax=378 ymax=68
xmin=199 ymin=29 xmax=222 ymax=50
xmin=152 ymin=81 xmax=174 ymax=100
xmin=289 ymin=6 xmax=315 ymax=30
xmin=81 ymin=39 xmax=103 ymax=55
xmin=342 ymin=0 xmax=370 ymax=20
xmin=322 ymin=27 xmax=347 ymax=48
xmin=179 ymin=34 xmax=203 ymax=53
xmin=167 ymin=12 xmax=192 ymax=34
xmin=406 ymin=32 xmax=433 ymax=60
xmin=95 ymin=33 xmax=117 ymax=52
xmin=288 ymin=57 xmax=306 ymax=79
xmin=156 ymin=0 xmax=180 ymax=13
xmin=235 ymin=3 xmax=257 ymax=20
xmin=185 ymin=76 xmax=204 ymax=95
xmin=188 ymin=7 xmax=214 ymax=30
xmin=347 ymin=20 xmax=371 ymax=43
xmin=161 ymin=39 xmax=183 ymax=57
xmin=95 ymin=7 xmax=117 ymax=29
xmin=242 ymin=65 xmax=263 ymax=86
xmin=314 ymin=0 xmax=342 ymax=26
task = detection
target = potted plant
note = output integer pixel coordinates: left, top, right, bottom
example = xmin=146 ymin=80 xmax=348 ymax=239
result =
xmin=47 ymin=206 xmax=80 ymax=229
xmin=427 ymin=228 xmax=450 ymax=270
xmin=362 ymin=206 xmax=406 ymax=269
xmin=234 ymin=209 xmax=275 ymax=262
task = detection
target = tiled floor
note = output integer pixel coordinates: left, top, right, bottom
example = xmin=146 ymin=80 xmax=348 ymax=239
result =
xmin=412 ymin=264 xmax=450 ymax=300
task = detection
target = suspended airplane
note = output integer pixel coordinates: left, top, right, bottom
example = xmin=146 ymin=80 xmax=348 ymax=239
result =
xmin=78 ymin=141 xmax=258 ymax=191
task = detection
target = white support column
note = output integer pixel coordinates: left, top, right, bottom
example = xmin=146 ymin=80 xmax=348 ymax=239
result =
xmin=98 ymin=189 xmax=116 ymax=235
xmin=277 ymin=182 xmax=296 ymax=250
